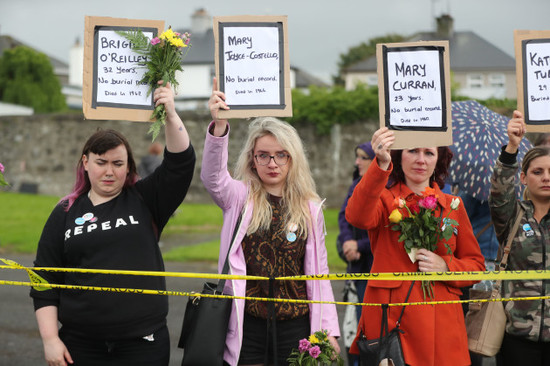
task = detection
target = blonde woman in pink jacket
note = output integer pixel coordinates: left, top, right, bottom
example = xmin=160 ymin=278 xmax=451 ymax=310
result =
xmin=201 ymin=79 xmax=340 ymax=366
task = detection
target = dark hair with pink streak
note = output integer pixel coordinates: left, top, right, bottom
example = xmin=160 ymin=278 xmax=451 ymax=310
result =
xmin=60 ymin=129 xmax=138 ymax=211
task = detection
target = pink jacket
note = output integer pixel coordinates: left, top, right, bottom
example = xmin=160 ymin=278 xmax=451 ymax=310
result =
xmin=200 ymin=122 xmax=340 ymax=366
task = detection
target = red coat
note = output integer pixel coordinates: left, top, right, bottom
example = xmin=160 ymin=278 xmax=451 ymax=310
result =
xmin=346 ymin=159 xmax=485 ymax=366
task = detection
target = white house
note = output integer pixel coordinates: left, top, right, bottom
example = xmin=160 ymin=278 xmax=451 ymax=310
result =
xmin=344 ymin=15 xmax=517 ymax=100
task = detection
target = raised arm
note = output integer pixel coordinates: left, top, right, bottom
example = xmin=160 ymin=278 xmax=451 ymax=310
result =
xmin=208 ymin=77 xmax=230 ymax=136
xmin=153 ymin=80 xmax=190 ymax=152
xmin=505 ymin=110 xmax=527 ymax=154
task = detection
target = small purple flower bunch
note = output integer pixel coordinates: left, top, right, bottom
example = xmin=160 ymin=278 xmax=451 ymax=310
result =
xmin=0 ymin=162 xmax=9 ymax=186
xmin=288 ymin=329 xmax=343 ymax=366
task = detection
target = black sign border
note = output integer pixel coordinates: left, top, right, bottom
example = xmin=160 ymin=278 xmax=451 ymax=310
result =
xmin=382 ymin=45 xmax=447 ymax=132
xmin=218 ymin=22 xmax=285 ymax=110
xmin=522 ymin=38 xmax=550 ymax=125
xmin=92 ymin=25 xmax=157 ymax=110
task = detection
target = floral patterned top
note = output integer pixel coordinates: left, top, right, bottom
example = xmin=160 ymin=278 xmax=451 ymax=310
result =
xmin=242 ymin=195 xmax=309 ymax=320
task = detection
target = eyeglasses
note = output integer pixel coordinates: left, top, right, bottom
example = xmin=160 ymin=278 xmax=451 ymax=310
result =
xmin=254 ymin=152 xmax=290 ymax=166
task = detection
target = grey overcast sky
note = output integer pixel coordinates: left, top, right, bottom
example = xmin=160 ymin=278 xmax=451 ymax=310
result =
xmin=1 ymin=0 xmax=549 ymax=83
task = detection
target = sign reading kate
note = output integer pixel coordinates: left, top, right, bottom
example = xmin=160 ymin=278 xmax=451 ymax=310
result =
xmin=377 ymin=41 xmax=452 ymax=149
xmin=213 ymin=15 xmax=292 ymax=119
xmin=515 ymin=30 xmax=550 ymax=132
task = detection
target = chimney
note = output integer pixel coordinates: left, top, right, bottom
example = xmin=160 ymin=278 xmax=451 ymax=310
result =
xmin=436 ymin=14 xmax=454 ymax=39
xmin=191 ymin=8 xmax=211 ymax=35
xmin=69 ymin=37 xmax=83 ymax=86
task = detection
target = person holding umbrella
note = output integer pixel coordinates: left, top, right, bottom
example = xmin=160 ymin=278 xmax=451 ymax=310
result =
xmin=346 ymin=127 xmax=485 ymax=366
xmin=489 ymin=111 xmax=550 ymax=365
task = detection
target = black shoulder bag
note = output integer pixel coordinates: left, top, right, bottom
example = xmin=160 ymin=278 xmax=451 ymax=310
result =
xmin=178 ymin=214 xmax=242 ymax=366
xmin=357 ymin=281 xmax=415 ymax=366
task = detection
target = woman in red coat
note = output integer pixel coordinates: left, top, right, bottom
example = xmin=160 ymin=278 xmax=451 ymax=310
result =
xmin=346 ymin=127 xmax=485 ymax=366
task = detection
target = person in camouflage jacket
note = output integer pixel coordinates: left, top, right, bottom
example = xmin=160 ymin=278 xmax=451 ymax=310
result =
xmin=489 ymin=111 xmax=550 ymax=365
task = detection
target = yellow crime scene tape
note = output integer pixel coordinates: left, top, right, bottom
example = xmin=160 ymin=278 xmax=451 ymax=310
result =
xmin=2 ymin=257 xmax=550 ymax=307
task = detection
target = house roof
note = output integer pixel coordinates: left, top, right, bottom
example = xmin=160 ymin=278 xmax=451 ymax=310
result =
xmin=293 ymin=67 xmax=329 ymax=88
xmin=346 ymin=30 xmax=515 ymax=72
xmin=175 ymin=28 xmax=215 ymax=64
xmin=174 ymin=27 xmax=327 ymax=87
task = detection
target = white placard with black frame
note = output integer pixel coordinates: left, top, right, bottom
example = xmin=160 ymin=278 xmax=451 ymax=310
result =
xmin=83 ymin=16 xmax=164 ymax=122
xmin=377 ymin=41 xmax=452 ymax=149
xmin=383 ymin=45 xmax=447 ymax=131
xmin=521 ymin=39 xmax=550 ymax=125
xmin=92 ymin=26 xmax=156 ymax=109
xmin=214 ymin=16 xmax=292 ymax=119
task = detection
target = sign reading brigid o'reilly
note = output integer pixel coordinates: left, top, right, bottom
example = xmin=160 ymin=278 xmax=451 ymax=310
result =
xmin=377 ymin=41 xmax=452 ymax=149
xmin=213 ymin=15 xmax=292 ymax=119
xmin=83 ymin=16 xmax=164 ymax=122
xmin=515 ymin=30 xmax=550 ymax=132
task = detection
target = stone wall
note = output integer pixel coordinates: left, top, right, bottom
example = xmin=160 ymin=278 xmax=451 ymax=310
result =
xmin=0 ymin=112 xmax=377 ymax=208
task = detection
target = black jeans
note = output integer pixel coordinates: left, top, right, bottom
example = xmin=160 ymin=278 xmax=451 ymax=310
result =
xmin=59 ymin=325 xmax=170 ymax=366
xmin=239 ymin=313 xmax=310 ymax=365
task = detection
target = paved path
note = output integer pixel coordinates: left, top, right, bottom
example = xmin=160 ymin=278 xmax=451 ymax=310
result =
xmin=0 ymin=252 xmax=348 ymax=366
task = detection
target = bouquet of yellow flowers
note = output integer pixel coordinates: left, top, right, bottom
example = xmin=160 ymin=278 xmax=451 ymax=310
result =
xmin=388 ymin=186 xmax=460 ymax=299
xmin=119 ymin=27 xmax=191 ymax=141
xmin=288 ymin=329 xmax=343 ymax=366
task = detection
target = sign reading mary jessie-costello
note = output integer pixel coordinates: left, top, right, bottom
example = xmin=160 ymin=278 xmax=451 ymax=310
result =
xmin=213 ymin=15 xmax=292 ymax=119
xmin=377 ymin=41 xmax=452 ymax=149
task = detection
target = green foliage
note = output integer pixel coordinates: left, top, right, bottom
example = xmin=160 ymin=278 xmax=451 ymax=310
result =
xmin=287 ymin=83 xmax=516 ymax=136
xmin=477 ymin=98 xmax=517 ymax=117
xmin=287 ymin=84 xmax=379 ymax=134
xmin=0 ymin=192 xmax=59 ymax=252
xmin=333 ymin=34 xmax=405 ymax=85
xmin=0 ymin=46 xmax=66 ymax=113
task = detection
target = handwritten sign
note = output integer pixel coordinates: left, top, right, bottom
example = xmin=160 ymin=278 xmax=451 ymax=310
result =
xmin=214 ymin=16 xmax=292 ymax=119
xmin=221 ymin=25 xmax=282 ymax=107
xmin=93 ymin=27 xmax=155 ymax=108
xmin=515 ymin=32 xmax=550 ymax=129
xmin=524 ymin=40 xmax=550 ymax=122
xmin=383 ymin=46 xmax=446 ymax=130
xmin=377 ymin=41 xmax=452 ymax=149
xmin=83 ymin=16 xmax=164 ymax=122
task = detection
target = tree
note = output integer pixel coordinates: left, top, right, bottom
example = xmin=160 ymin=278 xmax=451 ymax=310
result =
xmin=333 ymin=34 xmax=405 ymax=85
xmin=0 ymin=46 xmax=66 ymax=113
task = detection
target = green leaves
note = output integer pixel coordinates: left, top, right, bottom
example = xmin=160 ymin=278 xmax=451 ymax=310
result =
xmin=118 ymin=29 xmax=188 ymax=141
xmin=0 ymin=46 xmax=66 ymax=112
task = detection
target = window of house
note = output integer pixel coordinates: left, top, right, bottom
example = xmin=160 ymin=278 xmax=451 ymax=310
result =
xmin=367 ymin=74 xmax=378 ymax=86
xmin=489 ymin=73 xmax=505 ymax=88
xmin=467 ymin=74 xmax=484 ymax=89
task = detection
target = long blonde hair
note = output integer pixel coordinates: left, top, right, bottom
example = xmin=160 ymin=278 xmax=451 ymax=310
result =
xmin=234 ymin=117 xmax=320 ymax=237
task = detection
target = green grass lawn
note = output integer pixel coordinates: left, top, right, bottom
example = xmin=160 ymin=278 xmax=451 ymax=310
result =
xmin=0 ymin=192 xmax=347 ymax=271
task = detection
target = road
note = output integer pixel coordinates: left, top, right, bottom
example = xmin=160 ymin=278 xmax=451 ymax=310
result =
xmin=0 ymin=253 xmax=347 ymax=366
